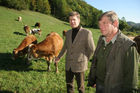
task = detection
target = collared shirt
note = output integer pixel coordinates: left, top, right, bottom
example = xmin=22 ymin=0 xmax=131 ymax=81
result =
xmin=102 ymin=32 xmax=118 ymax=46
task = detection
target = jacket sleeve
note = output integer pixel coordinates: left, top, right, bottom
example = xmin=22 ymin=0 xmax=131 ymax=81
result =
xmin=87 ymin=58 xmax=97 ymax=87
xmin=122 ymin=45 xmax=139 ymax=93
xmin=85 ymin=30 xmax=95 ymax=60
xmin=87 ymin=36 xmax=102 ymax=87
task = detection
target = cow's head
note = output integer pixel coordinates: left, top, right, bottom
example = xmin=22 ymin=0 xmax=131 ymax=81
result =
xmin=12 ymin=48 xmax=27 ymax=60
xmin=12 ymin=49 xmax=18 ymax=60
xmin=12 ymin=49 xmax=24 ymax=60
xmin=38 ymin=29 xmax=42 ymax=36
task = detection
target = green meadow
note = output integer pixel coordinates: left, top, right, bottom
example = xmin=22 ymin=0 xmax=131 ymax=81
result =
xmin=0 ymin=6 xmax=139 ymax=93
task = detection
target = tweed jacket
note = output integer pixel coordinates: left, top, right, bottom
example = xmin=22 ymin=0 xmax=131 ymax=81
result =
xmin=58 ymin=27 xmax=95 ymax=72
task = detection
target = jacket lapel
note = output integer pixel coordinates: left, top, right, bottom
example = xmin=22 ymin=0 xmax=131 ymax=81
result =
xmin=68 ymin=30 xmax=73 ymax=48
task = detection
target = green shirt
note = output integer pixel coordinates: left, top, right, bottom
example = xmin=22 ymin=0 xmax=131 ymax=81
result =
xmin=96 ymin=41 xmax=113 ymax=85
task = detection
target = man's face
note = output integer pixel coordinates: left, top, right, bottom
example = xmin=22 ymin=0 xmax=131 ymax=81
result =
xmin=69 ymin=15 xmax=80 ymax=28
xmin=99 ymin=16 xmax=115 ymax=37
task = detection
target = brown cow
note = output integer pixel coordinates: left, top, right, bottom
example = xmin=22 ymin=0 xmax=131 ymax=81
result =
xmin=12 ymin=35 xmax=37 ymax=60
xmin=62 ymin=30 xmax=67 ymax=39
xmin=24 ymin=25 xmax=31 ymax=36
xmin=28 ymin=32 xmax=63 ymax=72
xmin=35 ymin=22 xmax=41 ymax=28
xmin=133 ymin=35 xmax=140 ymax=54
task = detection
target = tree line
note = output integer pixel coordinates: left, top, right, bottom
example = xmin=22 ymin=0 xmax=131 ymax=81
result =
xmin=0 ymin=0 xmax=137 ymax=32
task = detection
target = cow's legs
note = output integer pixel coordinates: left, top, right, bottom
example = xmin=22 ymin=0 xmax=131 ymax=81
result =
xmin=54 ymin=62 xmax=59 ymax=73
xmin=27 ymin=51 xmax=33 ymax=65
xmin=47 ymin=61 xmax=51 ymax=71
xmin=52 ymin=57 xmax=59 ymax=73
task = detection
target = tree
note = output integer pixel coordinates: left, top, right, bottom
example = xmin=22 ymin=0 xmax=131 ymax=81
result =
xmin=0 ymin=0 xmax=27 ymax=10
xmin=30 ymin=0 xmax=36 ymax=11
xmin=42 ymin=0 xmax=51 ymax=14
xmin=121 ymin=17 xmax=126 ymax=22
xmin=119 ymin=20 xmax=131 ymax=31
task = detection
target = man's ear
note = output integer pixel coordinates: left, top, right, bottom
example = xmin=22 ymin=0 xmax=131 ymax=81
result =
xmin=113 ymin=20 xmax=119 ymax=27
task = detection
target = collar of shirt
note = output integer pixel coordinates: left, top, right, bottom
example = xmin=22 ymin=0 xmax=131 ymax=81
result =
xmin=102 ymin=32 xmax=118 ymax=46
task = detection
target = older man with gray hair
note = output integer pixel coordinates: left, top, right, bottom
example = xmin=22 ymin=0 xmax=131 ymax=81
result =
xmin=88 ymin=11 xmax=139 ymax=93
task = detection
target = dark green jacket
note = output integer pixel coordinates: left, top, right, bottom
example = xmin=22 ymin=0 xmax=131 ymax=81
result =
xmin=88 ymin=31 xmax=139 ymax=93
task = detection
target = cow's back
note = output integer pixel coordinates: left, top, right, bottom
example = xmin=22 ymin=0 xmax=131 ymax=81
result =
xmin=49 ymin=32 xmax=63 ymax=56
xmin=35 ymin=32 xmax=63 ymax=56
xmin=16 ymin=35 xmax=37 ymax=51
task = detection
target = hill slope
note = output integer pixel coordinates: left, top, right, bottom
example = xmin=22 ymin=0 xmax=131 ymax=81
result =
xmin=0 ymin=6 xmax=71 ymax=53
xmin=0 ymin=6 xmax=140 ymax=93
xmin=127 ymin=21 xmax=140 ymax=29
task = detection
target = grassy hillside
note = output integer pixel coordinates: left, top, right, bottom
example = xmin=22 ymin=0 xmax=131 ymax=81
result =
xmin=0 ymin=6 xmax=139 ymax=93
xmin=0 ymin=6 xmax=101 ymax=93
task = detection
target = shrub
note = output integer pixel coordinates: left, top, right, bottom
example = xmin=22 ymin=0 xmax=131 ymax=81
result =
xmin=0 ymin=0 xmax=28 ymax=10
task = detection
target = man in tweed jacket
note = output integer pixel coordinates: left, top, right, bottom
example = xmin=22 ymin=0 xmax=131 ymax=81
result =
xmin=55 ymin=11 xmax=95 ymax=93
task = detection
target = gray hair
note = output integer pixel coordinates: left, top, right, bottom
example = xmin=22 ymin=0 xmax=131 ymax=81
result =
xmin=99 ymin=11 xmax=118 ymax=23
xmin=69 ymin=11 xmax=80 ymax=19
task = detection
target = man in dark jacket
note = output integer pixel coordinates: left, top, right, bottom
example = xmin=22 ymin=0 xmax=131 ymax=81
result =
xmin=88 ymin=11 xmax=139 ymax=93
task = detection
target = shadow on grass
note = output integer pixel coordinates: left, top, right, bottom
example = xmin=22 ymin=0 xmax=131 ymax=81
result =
xmin=0 ymin=53 xmax=32 ymax=71
xmin=0 ymin=90 xmax=14 ymax=93
xmin=0 ymin=53 xmax=49 ymax=72
xmin=13 ymin=31 xmax=26 ymax=36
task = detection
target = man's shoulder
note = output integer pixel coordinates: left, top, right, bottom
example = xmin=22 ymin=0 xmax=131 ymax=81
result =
xmin=80 ymin=28 xmax=92 ymax=35
xmin=118 ymin=32 xmax=134 ymax=43
xmin=80 ymin=27 xmax=90 ymax=31
xmin=116 ymin=31 xmax=135 ymax=47
xmin=66 ymin=29 xmax=72 ymax=34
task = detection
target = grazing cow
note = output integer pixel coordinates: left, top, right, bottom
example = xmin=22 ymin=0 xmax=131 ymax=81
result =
xmin=35 ymin=22 xmax=41 ymax=28
xmin=30 ymin=28 xmax=42 ymax=36
xmin=133 ymin=35 xmax=140 ymax=54
xmin=28 ymin=32 xmax=63 ymax=72
xmin=24 ymin=25 xmax=31 ymax=36
xmin=62 ymin=30 xmax=67 ymax=39
xmin=12 ymin=35 xmax=37 ymax=60
xmin=18 ymin=16 xmax=22 ymax=21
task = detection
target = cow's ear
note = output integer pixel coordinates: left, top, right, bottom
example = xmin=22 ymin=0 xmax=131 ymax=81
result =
xmin=29 ymin=44 xmax=36 ymax=50
xmin=13 ymin=49 xmax=18 ymax=54
xmin=29 ymin=44 xmax=34 ymax=48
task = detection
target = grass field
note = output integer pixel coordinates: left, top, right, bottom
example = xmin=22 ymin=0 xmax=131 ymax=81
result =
xmin=0 ymin=6 xmax=139 ymax=93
